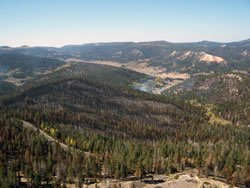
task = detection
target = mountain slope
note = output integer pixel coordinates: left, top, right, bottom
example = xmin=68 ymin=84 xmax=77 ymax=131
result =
xmin=165 ymin=73 xmax=250 ymax=125
xmin=1 ymin=70 xmax=249 ymax=187
xmin=0 ymin=54 xmax=68 ymax=96
xmin=1 ymin=76 xmax=207 ymax=139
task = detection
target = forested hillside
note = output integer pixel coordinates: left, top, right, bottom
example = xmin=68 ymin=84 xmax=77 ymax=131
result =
xmin=0 ymin=54 xmax=66 ymax=96
xmin=0 ymin=54 xmax=148 ymax=97
xmin=0 ymin=72 xmax=249 ymax=187
xmin=166 ymin=73 xmax=250 ymax=126
xmin=2 ymin=76 xmax=207 ymax=139
xmin=0 ymin=54 xmax=65 ymax=75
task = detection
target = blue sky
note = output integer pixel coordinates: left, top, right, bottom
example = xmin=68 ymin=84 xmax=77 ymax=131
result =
xmin=0 ymin=0 xmax=249 ymax=47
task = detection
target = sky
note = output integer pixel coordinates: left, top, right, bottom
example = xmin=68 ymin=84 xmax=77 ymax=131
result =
xmin=0 ymin=0 xmax=250 ymax=47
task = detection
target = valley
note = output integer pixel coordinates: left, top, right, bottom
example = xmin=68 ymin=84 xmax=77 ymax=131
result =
xmin=66 ymin=58 xmax=190 ymax=94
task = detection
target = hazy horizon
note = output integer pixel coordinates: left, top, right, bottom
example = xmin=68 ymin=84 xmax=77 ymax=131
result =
xmin=1 ymin=0 xmax=250 ymax=47
xmin=1 ymin=38 xmax=250 ymax=48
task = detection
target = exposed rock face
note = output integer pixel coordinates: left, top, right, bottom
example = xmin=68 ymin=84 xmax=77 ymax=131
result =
xmin=169 ymin=50 xmax=177 ymax=57
xmin=199 ymin=52 xmax=226 ymax=64
xmin=131 ymin=49 xmax=143 ymax=56
xmin=115 ymin=51 xmax=122 ymax=55
xmin=241 ymin=50 xmax=248 ymax=56
xmin=174 ymin=50 xmax=226 ymax=64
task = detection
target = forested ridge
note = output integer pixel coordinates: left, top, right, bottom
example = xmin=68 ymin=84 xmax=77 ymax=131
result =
xmin=166 ymin=73 xmax=250 ymax=126
xmin=2 ymin=77 xmax=207 ymax=139
xmin=0 ymin=74 xmax=249 ymax=187
xmin=0 ymin=54 xmax=149 ymax=98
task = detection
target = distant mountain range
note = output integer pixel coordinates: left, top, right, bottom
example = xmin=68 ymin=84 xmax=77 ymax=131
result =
xmin=1 ymin=39 xmax=249 ymax=75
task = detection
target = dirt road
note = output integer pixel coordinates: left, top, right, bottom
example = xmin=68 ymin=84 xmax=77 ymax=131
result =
xmin=21 ymin=120 xmax=69 ymax=152
xmin=21 ymin=120 xmax=94 ymax=157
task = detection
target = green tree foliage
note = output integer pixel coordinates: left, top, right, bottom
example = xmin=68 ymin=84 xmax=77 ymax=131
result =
xmin=0 ymin=73 xmax=249 ymax=186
